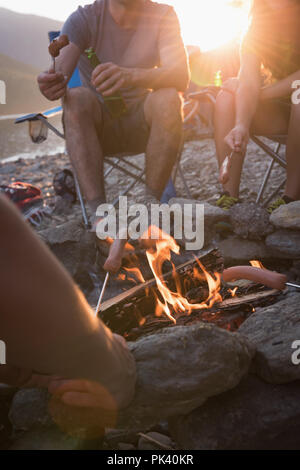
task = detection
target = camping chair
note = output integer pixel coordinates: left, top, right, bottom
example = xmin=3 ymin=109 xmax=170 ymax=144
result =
xmin=15 ymin=31 xmax=189 ymax=228
xmin=185 ymin=86 xmax=287 ymax=207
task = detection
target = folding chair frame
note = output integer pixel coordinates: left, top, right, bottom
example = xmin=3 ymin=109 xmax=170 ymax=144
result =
xmin=15 ymin=109 xmax=189 ymax=228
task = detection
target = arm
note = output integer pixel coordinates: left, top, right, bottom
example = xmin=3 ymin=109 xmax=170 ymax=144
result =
xmin=37 ymin=42 xmax=81 ymax=101
xmin=261 ymin=69 xmax=300 ymax=100
xmin=224 ymin=52 xmax=261 ymax=153
xmin=92 ymin=8 xmax=190 ymax=96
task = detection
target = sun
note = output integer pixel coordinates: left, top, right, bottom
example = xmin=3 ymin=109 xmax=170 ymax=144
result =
xmin=169 ymin=0 xmax=250 ymax=51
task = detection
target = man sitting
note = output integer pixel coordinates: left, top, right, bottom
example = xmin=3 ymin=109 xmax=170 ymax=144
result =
xmin=214 ymin=0 xmax=300 ymax=211
xmin=37 ymin=0 xmax=190 ymax=229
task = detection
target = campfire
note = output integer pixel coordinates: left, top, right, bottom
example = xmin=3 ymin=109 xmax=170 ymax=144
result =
xmin=100 ymin=228 xmax=283 ymax=341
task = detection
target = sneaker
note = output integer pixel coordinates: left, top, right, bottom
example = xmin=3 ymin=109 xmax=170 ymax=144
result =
xmin=267 ymin=197 xmax=286 ymax=214
xmin=216 ymin=194 xmax=239 ymax=210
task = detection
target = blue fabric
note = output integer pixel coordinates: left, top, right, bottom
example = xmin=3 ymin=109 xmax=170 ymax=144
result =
xmin=161 ymin=179 xmax=177 ymax=203
xmin=48 ymin=31 xmax=82 ymax=89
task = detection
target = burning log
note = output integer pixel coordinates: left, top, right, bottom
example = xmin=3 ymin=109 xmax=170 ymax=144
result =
xmin=100 ymin=248 xmax=224 ymax=338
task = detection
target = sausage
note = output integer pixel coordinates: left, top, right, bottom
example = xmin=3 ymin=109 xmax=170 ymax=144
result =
xmin=103 ymin=238 xmax=129 ymax=274
xmin=222 ymin=266 xmax=287 ymax=291
xmin=219 ymin=153 xmax=233 ymax=185
xmin=48 ymin=34 xmax=69 ymax=58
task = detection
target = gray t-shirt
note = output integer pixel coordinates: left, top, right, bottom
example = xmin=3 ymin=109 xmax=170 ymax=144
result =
xmin=61 ymin=0 xmax=184 ymax=106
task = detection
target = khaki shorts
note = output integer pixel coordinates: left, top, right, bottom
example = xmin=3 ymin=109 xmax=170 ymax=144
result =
xmin=101 ymin=95 xmax=150 ymax=156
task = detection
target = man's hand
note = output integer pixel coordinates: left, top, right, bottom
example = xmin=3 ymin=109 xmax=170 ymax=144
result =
xmin=37 ymin=68 xmax=68 ymax=101
xmin=224 ymin=123 xmax=249 ymax=154
xmin=91 ymin=63 xmax=132 ymax=97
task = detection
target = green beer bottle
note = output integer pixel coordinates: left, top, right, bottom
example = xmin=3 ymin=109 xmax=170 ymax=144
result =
xmin=85 ymin=47 xmax=127 ymax=119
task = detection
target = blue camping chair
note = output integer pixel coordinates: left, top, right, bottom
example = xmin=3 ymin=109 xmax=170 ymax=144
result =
xmin=15 ymin=31 xmax=185 ymax=228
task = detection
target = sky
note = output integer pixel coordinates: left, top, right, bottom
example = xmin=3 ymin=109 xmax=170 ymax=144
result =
xmin=0 ymin=0 xmax=250 ymax=51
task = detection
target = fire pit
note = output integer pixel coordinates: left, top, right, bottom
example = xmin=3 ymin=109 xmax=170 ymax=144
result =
xmin=100 ymin=236 xmax=284 ymax=341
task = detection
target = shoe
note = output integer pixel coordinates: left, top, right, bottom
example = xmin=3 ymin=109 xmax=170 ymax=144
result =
xmin=267 ymin=197 xmax=286 ymax=214
xmin=267 ymin=195 xmax=296 ymax=214
xmin=216 ymin=194 xmax=239 ymax=210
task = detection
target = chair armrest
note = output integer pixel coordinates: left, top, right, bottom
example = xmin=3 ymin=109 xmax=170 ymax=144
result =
xmin=15 ymin=106 xmax=63 ymax=124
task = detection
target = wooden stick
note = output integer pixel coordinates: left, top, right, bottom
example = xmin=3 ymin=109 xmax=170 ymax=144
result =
xmin=95 ymin=272 xmax=110 ymax=316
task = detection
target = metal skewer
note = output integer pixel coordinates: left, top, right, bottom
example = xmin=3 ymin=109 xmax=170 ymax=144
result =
xmin=286 ymin=282 xmax=300 ymax=290
xmin=95 ymin=272 xmax=110 ymax=316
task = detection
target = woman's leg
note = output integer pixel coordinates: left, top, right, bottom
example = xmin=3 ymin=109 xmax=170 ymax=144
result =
xmin=285 ymin=102 xmax=300 ymax=200
xmin=214 ymin=81 xmax=290 ymax=198
xmin=0 ymin=195 xmax=135 ymax=410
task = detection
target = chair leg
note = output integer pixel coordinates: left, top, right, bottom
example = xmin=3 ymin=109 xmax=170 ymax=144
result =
xmin=262 ymin=178 xmax=286 ymax=208
xmin=256 ymin=143 xmax=281 ymax=205
xmin=178 ymin=163 xmax=192 ymax=199
xmin=256 ymin=159 xmax=275 ymax=204
xmin=73 ymin=172 xmax=90 ymax=229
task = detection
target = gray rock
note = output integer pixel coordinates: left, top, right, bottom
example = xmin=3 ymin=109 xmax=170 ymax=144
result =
xmin=118 ymin=442 xmax=136 ymax=451
xmin=38 ymin=220 xmax=96 ymax=291
xmin=138 ymin=432 xmax=173 ymax=450
xmin=9 ymin=389 xmax=52 ymax=431
xmin=0 ymin=164 xmax=16 ymax=175
xmin=119 ymin=323 xmax=254 ymax=429
xmin=239 ymin=291 xmax=300 ymax=384
xmin=39 ymin=220 xmax=84 ymax=245
xmin=270 ymin=201 xmax=300 ymax=230
xmin=266 ymin=230 xmax=300 ymax=258
xmin=218 ymin=236 xmax=271 ymax=263
xmin=229 ymin=202 xmax=274 ymax=240
xmin=9 ymin=428 xmax=82 ymax=450
xmin=169 ymin=198 xmax=230 ymax=227
xmin=169 ymin=376 xmax=300 ymax=450
xmin=9 ymin=324 xmax=254 ymax=433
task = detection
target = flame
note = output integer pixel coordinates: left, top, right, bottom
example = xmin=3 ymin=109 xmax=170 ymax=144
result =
xmin=144 ymin=226 xmax=222 ymax=323
xmin=250 ymin=260 xmax=265 ymax=269
xmin=124 ymin=267 xmax=145 ymax=284
xmin=229 ymin=287 xmax=238 ymax=297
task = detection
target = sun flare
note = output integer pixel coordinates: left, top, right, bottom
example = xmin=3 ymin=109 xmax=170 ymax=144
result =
xmin=169 ymin=0 xmax=250 ymax=51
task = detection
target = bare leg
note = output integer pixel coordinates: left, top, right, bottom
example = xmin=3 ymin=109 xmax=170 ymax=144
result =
xmin=0 ymin=196 xmax=135 ymax=409
xmin=63 ymin=87 xmax=106 ymax=210
xmin=144 ymin=88 xmax=183 ymax=199
xmin=285 ymin=102 xmax=300 ymax=200
xmin=214 ymin=82 xmax=290 ymax=198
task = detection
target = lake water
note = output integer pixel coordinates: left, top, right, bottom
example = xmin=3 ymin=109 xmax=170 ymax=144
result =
xmin=0 ymin=114 xmax=65 ymax=163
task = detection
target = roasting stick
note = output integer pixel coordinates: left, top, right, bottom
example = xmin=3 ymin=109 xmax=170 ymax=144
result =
xmin=95 ymin=237 xmax=129 ymax=316
xmin=286 ymin=282 xmax=300 ymax=290
xmin=95 ymin=272 xmax=110 ymax=316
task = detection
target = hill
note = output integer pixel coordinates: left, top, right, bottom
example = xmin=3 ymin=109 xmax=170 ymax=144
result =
xmin=0 ymin=53 xmax=58 ymax=114
xmin=0 ymin=7 xmax=63 ymax=70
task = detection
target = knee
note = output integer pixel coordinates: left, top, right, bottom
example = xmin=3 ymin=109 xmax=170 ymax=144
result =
xmin=148 ymin=88 xmax=183 ymax=125
xmin=215 ymin=87 xmax=235 ymax=120
xmin=63 ymin=87 xmax=99 ymax=121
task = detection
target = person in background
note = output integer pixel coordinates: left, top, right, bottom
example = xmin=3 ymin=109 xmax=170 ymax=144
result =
xmin=37 ymin=0 xmax=189 ymax=230
xmin=214 ymin=0 xmax=300 ymax=211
